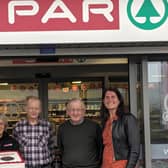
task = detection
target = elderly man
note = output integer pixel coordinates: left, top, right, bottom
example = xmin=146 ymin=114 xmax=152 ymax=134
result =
xmin=13 ymin=96 xmax=56 ymax=168
xmin=57 ymin=98 xmax=103 ymax=168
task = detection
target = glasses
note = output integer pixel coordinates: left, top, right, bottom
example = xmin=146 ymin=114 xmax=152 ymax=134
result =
xmin=68 ymin=108 xmax=84 ymax=113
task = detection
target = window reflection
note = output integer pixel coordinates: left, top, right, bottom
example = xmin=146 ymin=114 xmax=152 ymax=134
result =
xmin=148 ymin=62 xmax=168 ymax=168
xmin=0 ymin=83 xmax=38 ymax=134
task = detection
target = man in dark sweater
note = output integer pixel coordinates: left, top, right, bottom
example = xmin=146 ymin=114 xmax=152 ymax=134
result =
xmin=57 ymin=98 xmax=103 ymax=168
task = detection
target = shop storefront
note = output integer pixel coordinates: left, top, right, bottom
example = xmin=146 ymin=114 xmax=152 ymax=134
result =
xmin=0 ymin=0 xmax=168 ymax=168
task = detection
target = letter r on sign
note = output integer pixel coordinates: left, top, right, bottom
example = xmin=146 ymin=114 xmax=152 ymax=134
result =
xmin=83 ymin=0 xmax=114 ymax=22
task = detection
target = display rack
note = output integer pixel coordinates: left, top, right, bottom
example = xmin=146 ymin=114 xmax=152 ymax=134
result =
xmin=48 ymin=98 xmax=102 ymax=131
xmin=0 ymin=101 xmax=26 ymax=134
xmin=48 ymin=85 xmax=103 ymax=132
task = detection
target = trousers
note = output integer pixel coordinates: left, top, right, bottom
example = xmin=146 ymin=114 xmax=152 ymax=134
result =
xmin=26 ymin=163 xmax=52 ymax=168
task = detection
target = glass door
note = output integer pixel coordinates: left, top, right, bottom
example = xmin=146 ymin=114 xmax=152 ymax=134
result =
xmin=0 ymin=82 xmax=39 ymax=134
xmin=148 ymin=61 xmax=168 ymax=168
xmin=108 ymin=61 xmax=145 ymax=168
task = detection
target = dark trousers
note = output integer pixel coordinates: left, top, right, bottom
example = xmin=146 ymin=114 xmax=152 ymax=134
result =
xmin=26 ymin=163 xmax=52 ymax=168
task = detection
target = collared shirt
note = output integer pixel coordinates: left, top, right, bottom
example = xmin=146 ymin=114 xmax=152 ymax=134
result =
xmin=13 ymin=119 xmax=56 ymax=167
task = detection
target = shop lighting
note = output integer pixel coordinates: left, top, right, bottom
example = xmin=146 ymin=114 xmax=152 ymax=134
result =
xmin=72 ymin=81 xmax=82 ymax=84
xmin=0 ymin=83 xmax=8 ymax=85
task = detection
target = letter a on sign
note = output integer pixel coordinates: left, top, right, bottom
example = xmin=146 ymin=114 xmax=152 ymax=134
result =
xmin=42 ymin=0 xmax=76 ymax=23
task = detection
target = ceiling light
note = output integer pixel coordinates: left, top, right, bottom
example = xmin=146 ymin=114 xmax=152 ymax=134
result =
xmin=72 ymin=81 xmax=82 ymax=84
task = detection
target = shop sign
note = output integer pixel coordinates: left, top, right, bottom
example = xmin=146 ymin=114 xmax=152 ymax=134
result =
xmin=3 ymin=0 xmax=119 ymax=31
xmin=0 ymin=0 xmax=167 ymax=44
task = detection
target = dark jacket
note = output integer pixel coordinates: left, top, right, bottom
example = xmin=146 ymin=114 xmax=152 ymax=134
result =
xmin=0 ymin=131 xmax=20 ymax=151
xmin=112 ymin=113 xmax=140 ymax=168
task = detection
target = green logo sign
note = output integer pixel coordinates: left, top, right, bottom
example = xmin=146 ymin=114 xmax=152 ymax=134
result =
xmin=127 ymin=0 xmax=168 ymax=30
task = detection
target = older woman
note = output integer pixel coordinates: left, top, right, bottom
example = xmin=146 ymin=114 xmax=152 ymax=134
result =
xmin=101 ymin=88 xmax=140 ymax=168
xmin=0 ymin=113 xmax=20 ymax=151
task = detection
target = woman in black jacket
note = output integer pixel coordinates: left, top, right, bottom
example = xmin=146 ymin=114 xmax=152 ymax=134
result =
xmin=0 ymin=113 xmax=20 ymax=151
xmin=101 ymin=87 xmax=140 ymax=168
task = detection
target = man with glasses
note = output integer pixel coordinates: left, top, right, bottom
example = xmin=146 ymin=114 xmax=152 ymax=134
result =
xmin=57 ymin=98 xmax=103 ymax=168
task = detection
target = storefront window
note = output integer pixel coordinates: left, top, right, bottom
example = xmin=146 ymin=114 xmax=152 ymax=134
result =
xmin=0 ymin=83 xmax=38 ymax=134
xmin=48 ymin=80 xmax=102 ymax=132
xmin=148 ymin=62 xmax=168 ymax=167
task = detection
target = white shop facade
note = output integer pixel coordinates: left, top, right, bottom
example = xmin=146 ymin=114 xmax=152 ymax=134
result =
xmin=0 ymin=1 xmax=168 ymax=167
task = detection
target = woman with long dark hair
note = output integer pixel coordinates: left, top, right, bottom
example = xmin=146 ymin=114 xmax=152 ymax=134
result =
xmin=101 ymin=87 xmax=140 ymax=168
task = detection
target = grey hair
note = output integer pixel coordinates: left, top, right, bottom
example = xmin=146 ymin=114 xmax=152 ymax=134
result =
xmin=25 ymin=96 xmax=41 ymax=104
xmin=66 ymin=98 xmax=86 ymax=111
xmin=0 ymin=113 xmax=8 ymax=129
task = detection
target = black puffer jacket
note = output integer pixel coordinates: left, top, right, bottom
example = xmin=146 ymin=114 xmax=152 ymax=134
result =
xmin=0 ymin=132 xmax=20 ymax=151
xmin=112 ymin=113 xmax=140 ymax=168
